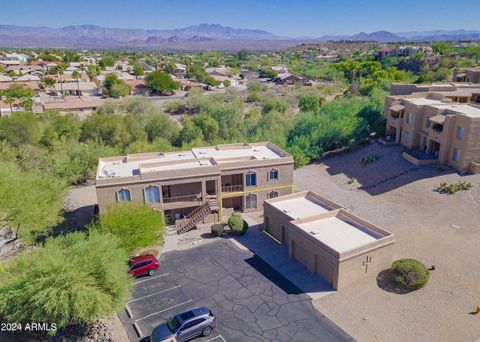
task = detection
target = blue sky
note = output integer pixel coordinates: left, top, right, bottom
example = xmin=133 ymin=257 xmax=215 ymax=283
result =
xmin=0 ymin=0 xmax=479 ymax=37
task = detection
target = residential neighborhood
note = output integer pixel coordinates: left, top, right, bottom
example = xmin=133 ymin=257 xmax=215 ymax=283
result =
xmin=1 ymin=2 xmax=480 ymax=342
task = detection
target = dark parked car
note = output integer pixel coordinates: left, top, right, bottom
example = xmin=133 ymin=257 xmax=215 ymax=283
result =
xmin=129 ymin=255 xmax=159 ymax=277
xmin=151 ymin=307 xmax=216 ymax=342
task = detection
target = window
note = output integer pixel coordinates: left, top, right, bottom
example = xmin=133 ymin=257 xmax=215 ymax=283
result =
xmin=453 ymin=148 xmax=461 ymax=162
xmin=117 ymin=189 xmax=131 ymax=202
xmin=456 ymin=127 xmax=464 ymax=141
xmin=145 ymin=186 xmax=160 ymax=203
xmin=246 ymin=193 xmax=257 ymax=209
xmin=245 ymin=171 xmax=257 ymax=187
xmin=405 ymin=112 xmax=412 ymax=124
xmin=268 ymin=169 xmax=279 ymax=180
xmin=267 ymin=191 xmax=279 ymax=199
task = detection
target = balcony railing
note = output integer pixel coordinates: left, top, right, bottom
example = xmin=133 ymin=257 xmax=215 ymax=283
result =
xmin=163 ymin=193 xmax=202 ymax=204
xmin=221 ymin=185 xmax=243 ymax=193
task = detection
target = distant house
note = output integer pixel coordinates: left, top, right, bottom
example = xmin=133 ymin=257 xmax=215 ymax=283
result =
xmin=0 ymin=75 xmax=13 ymax=83
xmin=0 ymin=53 xmax=28 ymax=64
xmin=15 ymin=74 xmax=41 ymax=82
xmin=453 ymin=68 xmax=480 ymax=84
xmin=53 ymin=81 xmax=100 ymax=97
xmin=275 ymin=73 xmax=310 ymax=86
xmin=375 ymin=47 xmax=396 ymax=59
xmin=0 ymin=81 xmax=40 ymax=94
xmin=180 ymin=80 xmax=204 ymax=91
xmin=125 ymin=80 xmax=147 ymax=94
xmin=42 ymin=98 xmax=105 ymax=116
xmin=174 ymin=63 xmax=187 ymax=79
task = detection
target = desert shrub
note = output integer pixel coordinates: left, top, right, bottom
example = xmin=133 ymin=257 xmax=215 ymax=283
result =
xmin=247 ymin=91 xmax=262 ymax=103
xmin=91 ymin=202 xmax=165 ymax=253
xmin=359 ymin=155 xmax=379 ymax=166
xmin=228 ymin=214 xmax=249 ymax=236
xmin=436 ymin=181 xmax=473 ymax=194
xmin=0 ymin=231 xmax=132 ymax=334
xmin=391 ymin=258 xmax=430 ymax=289
xmin=211 ymin=223 xmax=225 ymax=237
xmin=247 ymin=81 xmax=267 ymax=92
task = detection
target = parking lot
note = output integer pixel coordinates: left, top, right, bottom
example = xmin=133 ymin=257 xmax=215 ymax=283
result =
xmin=120 ymin=239 xmax=353 ymax=342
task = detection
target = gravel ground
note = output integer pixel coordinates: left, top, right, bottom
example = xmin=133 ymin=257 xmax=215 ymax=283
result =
xmin=294 ymin=143 xmax=480 ymax=342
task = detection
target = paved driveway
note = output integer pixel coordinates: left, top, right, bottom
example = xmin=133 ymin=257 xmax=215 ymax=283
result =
xmin=120 ymin=240 xmax=353 ymax=342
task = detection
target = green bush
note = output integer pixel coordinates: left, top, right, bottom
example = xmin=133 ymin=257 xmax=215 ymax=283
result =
xmin=391 ymin=258 xmax=430 ymax=289
xmin=359 ymin=155 xmax=379 ymax=166
xmin=211 ymin=223 xmax=225 ymax=237
xmin=228 ymin=214 xmax=249 ymax=236
xmin=91 ymin=202 xmax=165 ymax=253
xmin=0 ymin=231 xmax=133 ymax=335
xmin=436 ymin=181 xmax=473 ymax=194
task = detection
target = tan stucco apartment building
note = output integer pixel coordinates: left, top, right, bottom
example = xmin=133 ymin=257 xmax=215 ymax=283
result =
xmin=264 ymin=191 xmax=395 ymax=290
xmin=96 ymin=142 xmax=294 ymax=233
xmin=384 ymin=91 xmax=480 ymax=173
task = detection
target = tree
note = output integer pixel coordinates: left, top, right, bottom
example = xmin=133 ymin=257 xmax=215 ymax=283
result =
xmin=71 ymin=70 xmax=81 ymax=97
xmin=0 ymin=231 xmax=133 ymax=334
xmin=258 ymin=68 xmax=278 ymax=80
xmin=0 ymin=162 xmax=65 ymax=248
xmin=43 ymin=76 xmax=56 ymax=93
xmin=432 ymin=42 xmax=453 ymax=56
xmin=99 ymin=56 xmax=115 ymax=69
xmin=464 ymin=45 xmax=480 ymax=63
xmin=145 ymin=70 xmax=180 ymax=95
xmin=91 ymin=202 xmax=165 ymax=253
xmin=103 ymin=74 xmax=130 ymax=98
xmin=54 ymin=64 xmax=67 ymax=99
xmin=238 ymin=49 xmax=249 ymax=61
xmin=1 ymin=84 xmax=34 ymax=113
xmin=192 ymin=115 xmax=219 ymax=142
xmin=132 ymin=64 xmax=145 ymax=78
xmin=299 ymin=95 xmax=324 ymax=113
xmin=177 ymin=118 xmax=203 ymax=145
xmin=144 ymin=113 xmax=179 ymax=143
xmin=86 ymin=65 xmax=101 ymax=81
xmin=0 ymin=111 xmax=41 ymax=146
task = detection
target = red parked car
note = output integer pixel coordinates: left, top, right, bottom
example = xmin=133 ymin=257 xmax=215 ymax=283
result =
xmin=129 ymin=255 xmax=160 ymax=277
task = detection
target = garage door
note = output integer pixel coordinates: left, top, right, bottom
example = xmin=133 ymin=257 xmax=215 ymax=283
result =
xmin=292 ymin=241 xmax=308 ymax=266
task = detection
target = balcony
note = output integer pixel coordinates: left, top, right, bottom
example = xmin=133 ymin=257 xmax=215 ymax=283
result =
xmin=162 ymin=193 xmax=203 ymax=209
xmin=402 ymin=150 xmax=438 ymax=167
xmin=221 ymin=185 xmax=243 ymax=193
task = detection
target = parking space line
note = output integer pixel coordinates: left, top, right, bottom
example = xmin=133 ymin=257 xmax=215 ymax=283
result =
xmin=134 ymin=272 xmax=170 ymax=285
xmin=135 ymin=299 xmax=193 ymax=322
xmin=208 ymin=335 xmax=227 ymax=342
xmin=127 ymin=285 xmax=181 ymax=304
xmin=133 ymin=321 xmax=143 ymax=338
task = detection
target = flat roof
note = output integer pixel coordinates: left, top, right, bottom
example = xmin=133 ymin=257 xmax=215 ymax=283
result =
xmin=268 ymin=195 xmax=332 ymax=220
xmin=404 ymin=97 xmax=480 ymax=118
xmin=297 ymin=215 xmax=380 ymax=254
xmin=97 ymin=142 xmax=290 ymax=179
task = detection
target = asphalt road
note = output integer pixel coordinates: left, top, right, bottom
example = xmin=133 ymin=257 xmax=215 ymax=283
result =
xmin=120 ymin=239 xmax=353 ymax=342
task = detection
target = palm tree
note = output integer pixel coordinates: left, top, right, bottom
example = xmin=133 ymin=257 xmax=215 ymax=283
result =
xmin=55 ymin=64 xmax=67 ymax=99
xmin=4 ymin=95 xmax=15 ymax=113
xmin=43 ymin=76 xmax=55 ymax=94
xmin=72 ymin=70 xmax=81 ymax=97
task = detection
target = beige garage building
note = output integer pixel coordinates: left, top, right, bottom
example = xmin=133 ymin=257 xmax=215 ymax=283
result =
xmin=264 ymin=191 xmax=395 ymax=290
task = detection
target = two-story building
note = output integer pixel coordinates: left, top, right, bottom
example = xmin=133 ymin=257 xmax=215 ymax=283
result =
xmin=95 ymin=142 xmax=294 ymax=234
xmin=384 ymin=93 xmax=480 ymax=173
xmin=453 ymin=67 xmax=480 ymax=84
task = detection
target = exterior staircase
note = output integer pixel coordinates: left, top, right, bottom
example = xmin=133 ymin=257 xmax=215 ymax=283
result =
xmin=176 ymin=196 xmax=219 ymax=234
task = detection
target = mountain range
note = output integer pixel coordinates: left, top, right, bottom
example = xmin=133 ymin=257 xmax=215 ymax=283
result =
xmin=0 ymin=24 xmax=479 ymax=50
